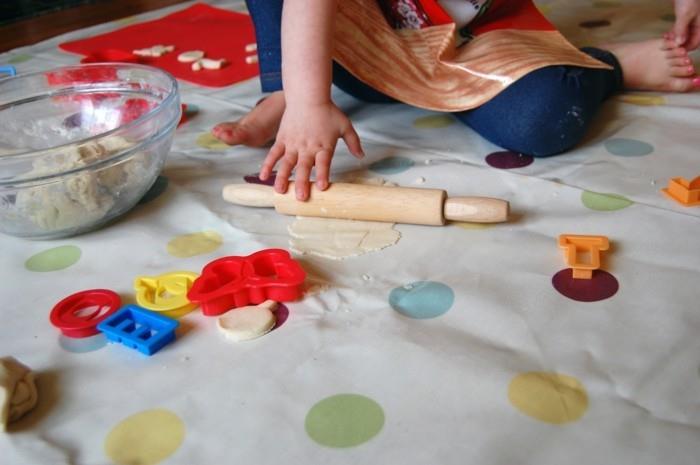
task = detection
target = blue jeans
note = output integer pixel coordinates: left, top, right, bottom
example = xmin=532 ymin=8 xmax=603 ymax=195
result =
xmin=246 ymin=0 xmax=623 ymax=157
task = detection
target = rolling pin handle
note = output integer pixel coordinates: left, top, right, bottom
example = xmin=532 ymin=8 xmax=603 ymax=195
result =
xmin=443 ymin=197 xmax=509 ymax=223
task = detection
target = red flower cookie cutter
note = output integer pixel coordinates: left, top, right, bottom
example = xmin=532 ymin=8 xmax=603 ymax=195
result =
xmin=188 ymin=249 xmax=305 ymax=316
xmin=50 ymin=289 xmax=122 ymax=338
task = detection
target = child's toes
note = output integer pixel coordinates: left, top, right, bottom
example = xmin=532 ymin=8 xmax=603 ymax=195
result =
xmin=669 ymin=57 xmax=692 ymax=67
xmin=665 ymin=47 xmax=688 ymax=58
xmin=671 ymin=65 xmax=696 ymax=77
xmin=211 ymin=123 xmax=241 ymax=144
xmin=667 ymin=77 xmax=696 ymax=92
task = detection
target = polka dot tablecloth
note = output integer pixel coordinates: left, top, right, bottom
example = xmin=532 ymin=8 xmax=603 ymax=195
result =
xmin=1 ymin=1 xmax=699 ymax=464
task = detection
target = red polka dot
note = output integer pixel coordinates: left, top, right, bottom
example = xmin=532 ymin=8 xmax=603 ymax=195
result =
xmin=486 ymin=151 xmax=534 ymax=169
xmin=552 ymin=269 xmax=619 ymax=302
xmin=244 ymin=171 xmax=276 ymax=186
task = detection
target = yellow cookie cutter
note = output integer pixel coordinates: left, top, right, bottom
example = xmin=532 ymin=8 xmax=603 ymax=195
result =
xmin=134 ymin=271 xmax=199 ymax=318
xmin=558 ymin=234 xmax=610 ymax=280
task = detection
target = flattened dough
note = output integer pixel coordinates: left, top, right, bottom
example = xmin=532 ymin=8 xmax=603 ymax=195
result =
xmin=1 ymin=357 xmax=38 ymax=431
xmin=217 ymin=300 xmax=278 ymax=342
xmin=288 ymin=217 xmax=401 ymax=260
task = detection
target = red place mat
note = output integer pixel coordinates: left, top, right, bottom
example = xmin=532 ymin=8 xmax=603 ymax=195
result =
xmin=60 ymin=3 xmax=259 ymax=88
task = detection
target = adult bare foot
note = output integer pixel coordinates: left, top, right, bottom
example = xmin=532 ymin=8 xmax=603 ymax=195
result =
xmin=602 ymin=38 xmax=700 ymax=92
xmin=211 ymin=91 xmax=285 ymax=147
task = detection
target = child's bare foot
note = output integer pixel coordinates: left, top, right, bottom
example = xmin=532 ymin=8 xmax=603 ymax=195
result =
xmin=602 ymin=38 xmax=700 ymax=92
xmin=211 ymin=91 xmax=285 ymax=147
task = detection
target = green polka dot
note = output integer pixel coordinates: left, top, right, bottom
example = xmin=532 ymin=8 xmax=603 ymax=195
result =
xmin=369 ymin=156 xmax=414 ymax=174
xmin=305 ymin=394 xmax=384 ymax=448
xmin=196 ymin=133 xmax=229 ymax=150
xmin=413 ymin=114 xmax=455 ymax=129
xmin=25 ymin=245 xmax=81 ymax=272
xmin=8 ymin=54 xmax=32 ymax=64
xmin=167 ymin=231 xmax=222 ymax=258
xmin=604 ymin=138 xmax=654 ymax=157
xmin=581 ymin=191 xmax=633 ymax=211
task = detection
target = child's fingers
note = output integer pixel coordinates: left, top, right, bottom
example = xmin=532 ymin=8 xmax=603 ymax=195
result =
xmin=261 ymin=143 xmax=285 ymax=180
xmin=274 ymin=151 xmax=298 ymax=194
xmin=673 ymin=12 xmax=693 ymax=46
xmin=341 ymin=123 xmax=365 ymax=159
xmin=294 ymin=155 xmax=314 ymax=201
xmin=315 ymin=149 xmax=332 ymax=191
xmin=686 ymin=22 xmax=700 ymax=50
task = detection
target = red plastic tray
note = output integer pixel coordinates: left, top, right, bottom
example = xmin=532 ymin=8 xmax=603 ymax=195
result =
xmin=59 ymin=3 xmax=259 ymax=88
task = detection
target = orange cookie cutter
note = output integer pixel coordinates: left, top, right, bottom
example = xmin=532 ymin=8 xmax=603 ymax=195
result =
xmin=134 ymin=271 xmax=199 ymax=318
xmin=661 ymin=176 xmax=700 ymax=206
xmin=558 ymin=234 xmax=610 ymax=280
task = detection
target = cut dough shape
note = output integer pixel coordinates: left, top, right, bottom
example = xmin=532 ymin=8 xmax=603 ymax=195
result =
xmin=177 ymin=50 xmax=204 ymax=63
xmin=288 ymin=217 xmax=401 ymax=260
xmin=217 ymin=300 xmax=278 ymax=342
xmin=133 ymin=45 xmax=174 ymax=57
xmin=191 ymin=61 xmax=203 ymax=72
xmin=1 ymin=357 xmax=38 ymax=432
xmin=200 ymin=58 xmax=226 ymax=70
xmin=245 ymin=43 xmax=257 ymax=53
xmin=245 ymin=55 xmax=258 ymax=64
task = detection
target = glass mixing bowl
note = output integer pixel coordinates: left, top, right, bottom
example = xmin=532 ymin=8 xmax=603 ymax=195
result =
xmin=0 ymin=64 xmax=180 ymax=239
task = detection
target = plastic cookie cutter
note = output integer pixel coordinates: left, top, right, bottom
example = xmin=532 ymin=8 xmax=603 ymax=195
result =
xmin=661 ymin=176 xmax=700 ymax=206
xmin=188 ymin=248 xmax=306 ymax=316
xmin=50 ymin=289 xmax=122 ymax=338
xmin=96 ymin=305 xmax=179 ymax=356
xmin=0 ymin=66 xmax=16 ymax=78
xmin=134 ymin=271 xmax=199 ymax=318
xmin=558 ymin=234 xmax=610 ymax=280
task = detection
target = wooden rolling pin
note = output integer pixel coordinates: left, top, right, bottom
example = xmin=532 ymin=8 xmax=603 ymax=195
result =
xmin=222 ymin=182 xmax=509 ymax=225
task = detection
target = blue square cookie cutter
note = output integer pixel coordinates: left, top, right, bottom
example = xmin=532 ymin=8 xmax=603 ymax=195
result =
xmin=97 ymin=305 xmax=179 ymax=356
xmin=0 ymin=66 xmax=16 ymax=78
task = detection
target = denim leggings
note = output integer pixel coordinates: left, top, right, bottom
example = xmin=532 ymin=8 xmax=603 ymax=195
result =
xmin=246 ymin=0 xmax=624 ymax=157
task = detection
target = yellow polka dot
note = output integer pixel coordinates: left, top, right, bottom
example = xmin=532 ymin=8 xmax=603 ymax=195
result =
xmin=167 ymin=230 xmax=222 ymax=258
xmin=413 ymin=114 xmax=455 ymax=129
xmin=196 ymin=133 xmax=230 ymax=150
xmin=508 ymin=372 xmax=588 ymax=424
xmin=104 ymin=409 xmax=185 ymax=465
xmin=453 ymin=222 xmax=492 ymax=230
xmin=617 ymin=94 xmax=666 ymax=106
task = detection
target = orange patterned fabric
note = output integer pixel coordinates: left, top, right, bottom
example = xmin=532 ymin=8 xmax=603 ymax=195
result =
xmin=333 ymin=0 xmax=611 ymax=111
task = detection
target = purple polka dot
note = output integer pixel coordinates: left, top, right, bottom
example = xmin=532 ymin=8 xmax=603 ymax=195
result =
xmin=579 ymin=19 xmax=611 ymax=28
xmin=63 ymin=113 xmax=82 ymax=128
xmin=272 ymin=303 xmax=289 ymax=330
xmin=486 ymin=151 xmax=534 ymax=169
xmin=244 ymin=171 xmax=276 ymax=186
xmin=552 ymin=269 xmax=619 ymax=302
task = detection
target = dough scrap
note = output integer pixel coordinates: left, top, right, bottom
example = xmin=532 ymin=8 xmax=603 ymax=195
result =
xmin=1 ymin=357 xmax=38 ymax=432
xmin=217 ymin=300 xmax=278 ymax=342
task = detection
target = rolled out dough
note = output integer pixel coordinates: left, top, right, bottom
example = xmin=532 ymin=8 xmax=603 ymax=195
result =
xmin=288 ymin=216 xmax=401 ymax=260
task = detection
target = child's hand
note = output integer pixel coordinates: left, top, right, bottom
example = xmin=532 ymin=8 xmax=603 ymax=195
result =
xmin=667 ymin=0 xmax=700 ymax=50
xmin=259 ymin=102 xmax=364 ymax=200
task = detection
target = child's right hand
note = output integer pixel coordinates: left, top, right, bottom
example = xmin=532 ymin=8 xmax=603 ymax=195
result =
xmin=259 ymin=101 xmax=364 ymax=201
xmin=668 ymin=0 xmax=700 ymax=50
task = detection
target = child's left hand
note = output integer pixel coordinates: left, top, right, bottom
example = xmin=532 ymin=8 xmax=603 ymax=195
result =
xmin=667 ymin=0 xmax=700 ymax=50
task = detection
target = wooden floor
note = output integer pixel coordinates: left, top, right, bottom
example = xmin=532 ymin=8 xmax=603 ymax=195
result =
xmin=1 ymin=0 xmax=189 ymax=53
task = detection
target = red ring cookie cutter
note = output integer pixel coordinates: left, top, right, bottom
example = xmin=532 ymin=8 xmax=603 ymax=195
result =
xmin=50 ymin=289 xmax=122 ymax=338
xmin=188 ymin=249 xmax=305 ymax=316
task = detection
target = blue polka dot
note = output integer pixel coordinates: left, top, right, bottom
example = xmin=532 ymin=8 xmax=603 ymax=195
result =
xmin=59 ymin=333 xmax=107 ymax=353
xmin=369 ymin=156 xmax=414 ymax=174
xmin=138 ymin=176 xmax=169 ymax=205
xmin=604 ymin=138 xmax=654 ymax=156
xmin=389 ymin=281 xmax=454 ymax=319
